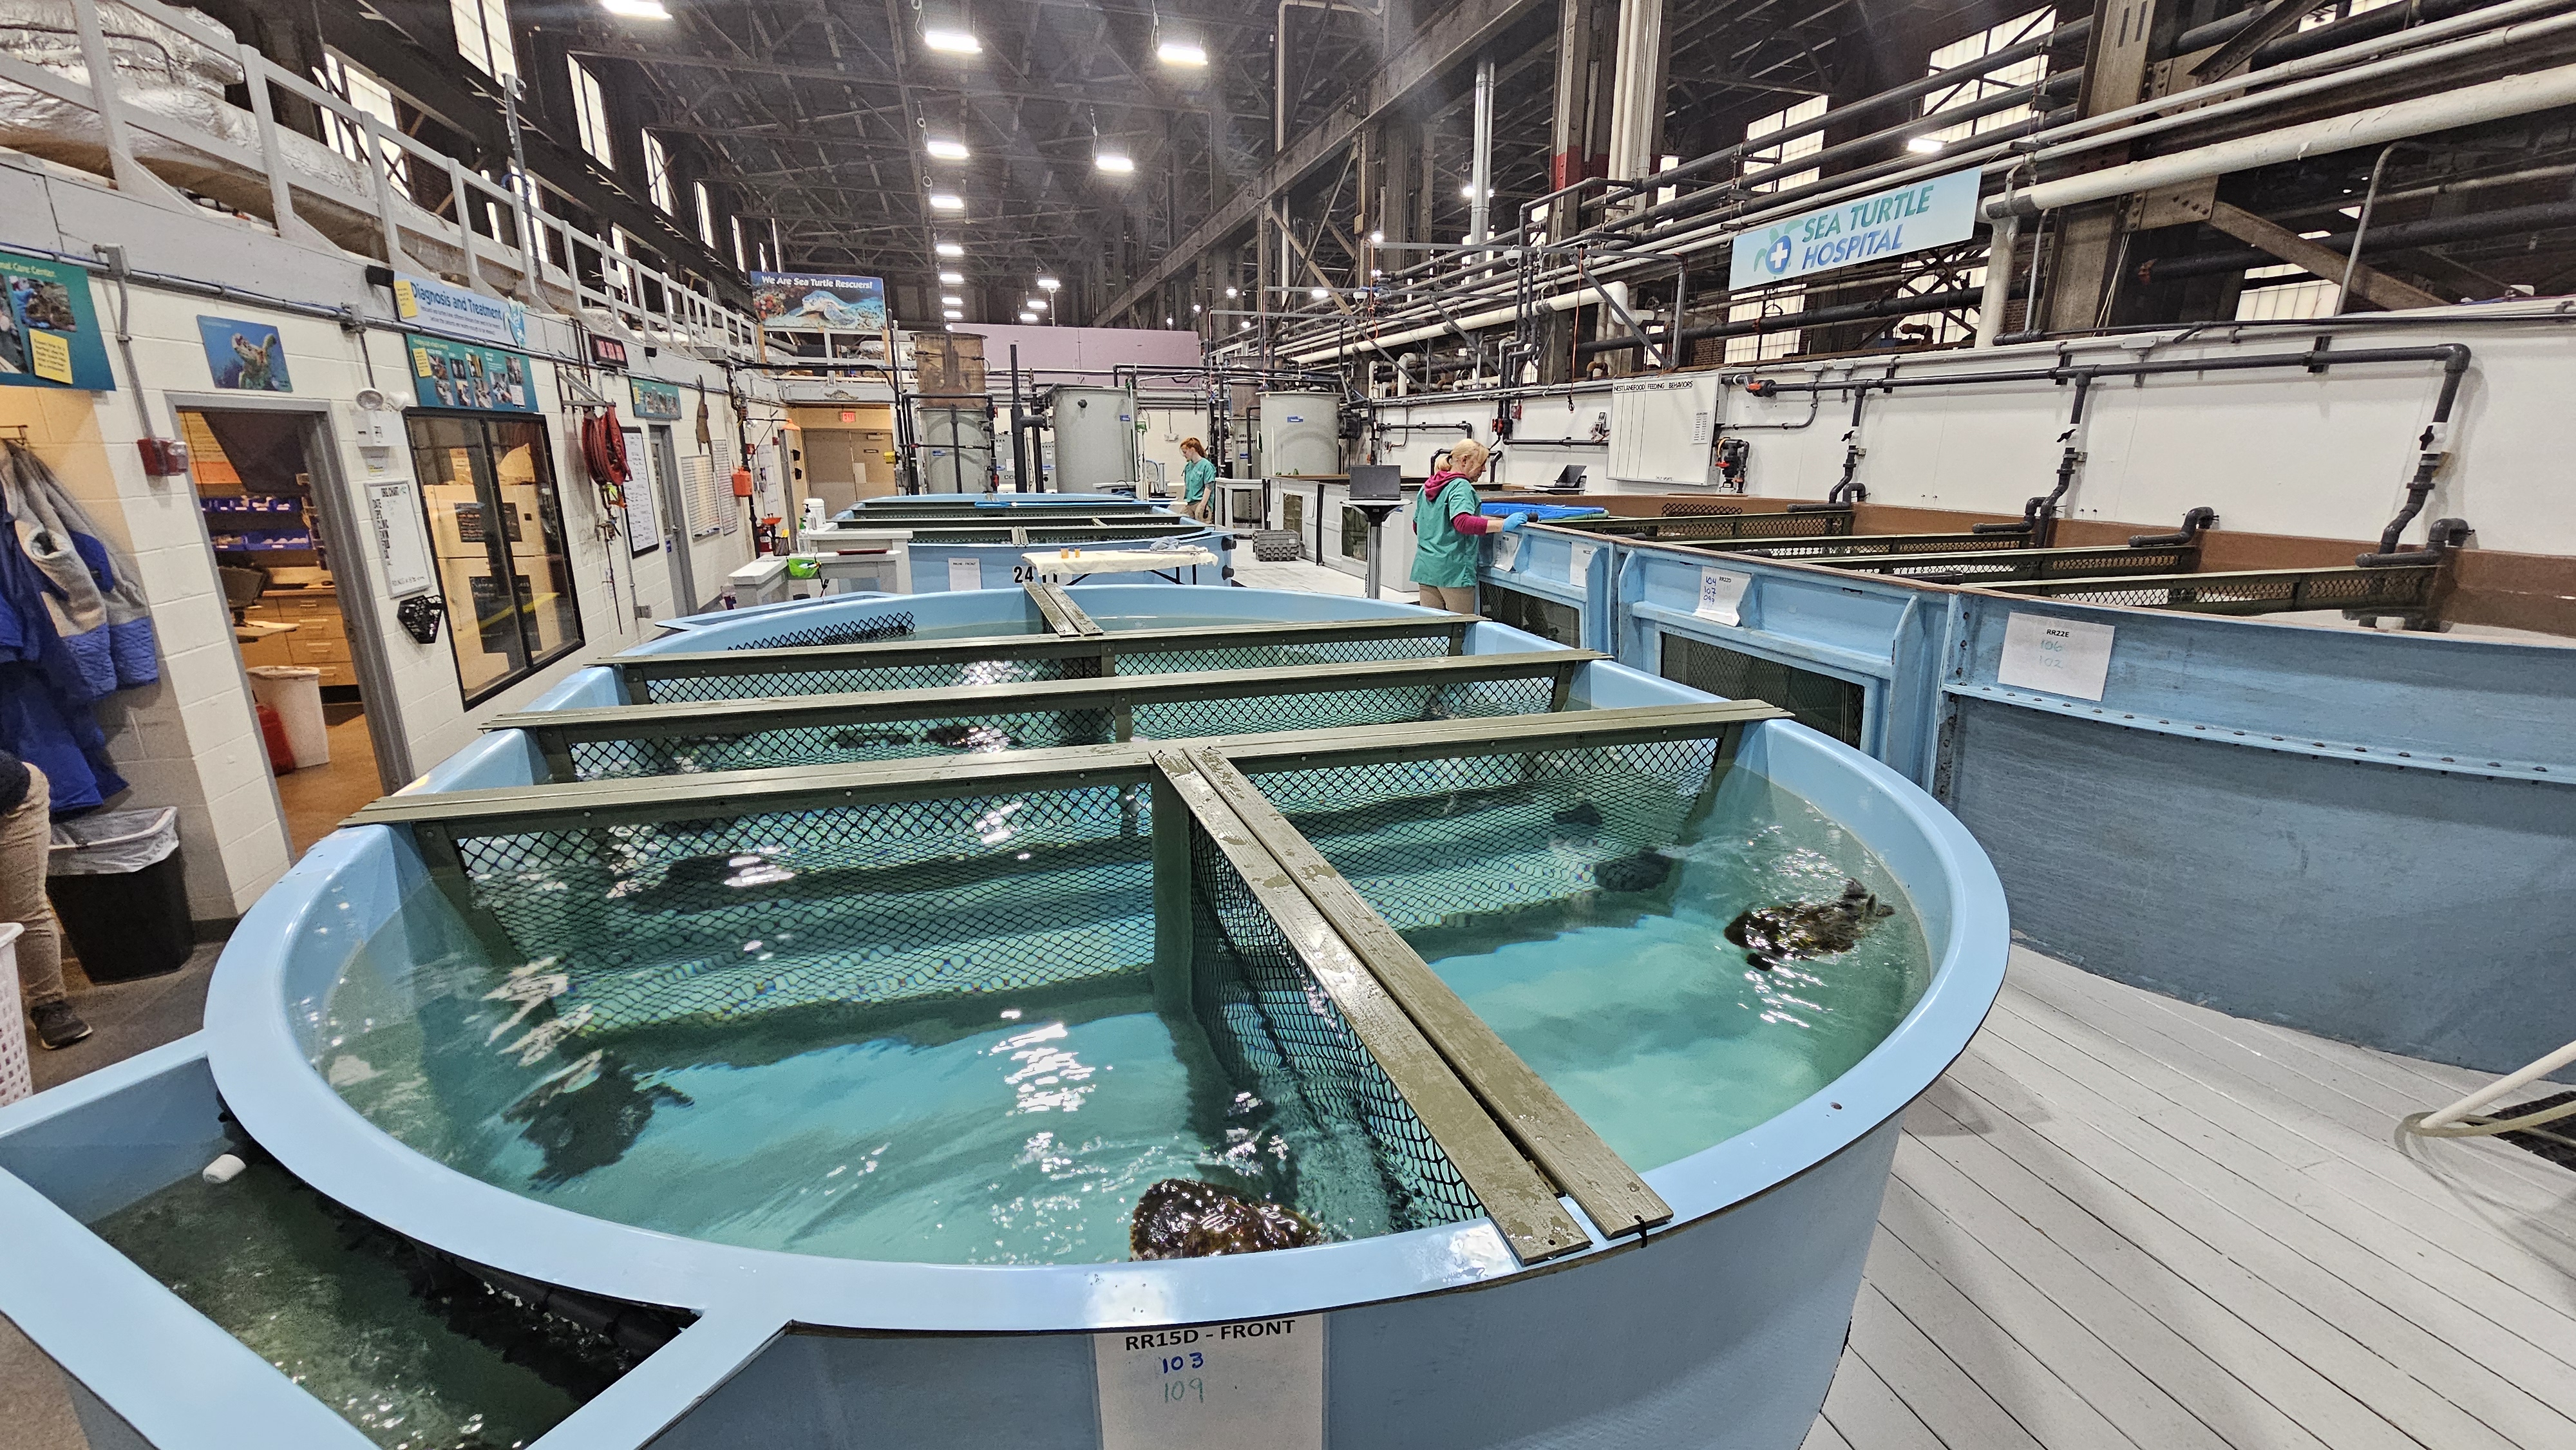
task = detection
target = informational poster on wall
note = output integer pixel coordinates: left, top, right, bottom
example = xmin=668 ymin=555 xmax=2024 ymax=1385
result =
xmin=1094 ymin=1317 xmax=1323 ymax=1450
xmin=750 ymin=271 xmax=887 ymax=332
xmin=0 ymin=252 xmax=113 ymax=391
xmin=392 ymin=272 xmax=527 ymax=349
xmin=198 ymin=316 xmax=292 ymax=392
xmin=1997 ymin=612 xmax=2117 ymax=701
xmin=365 ymin=478 xmax=433 ymax=597
xmin=630 ymin=377 xmax=684 ymax=422
xmin=622 ymin=426 xmax=660 ymax=555
xmin=408 ymin=338 xmax=536 ymax=413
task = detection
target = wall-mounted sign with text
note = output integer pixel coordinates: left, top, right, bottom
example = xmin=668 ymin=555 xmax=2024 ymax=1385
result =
xmin=392 ymin=271 xmax=527 ymax=349
xmin=408 ymin=337 xmax=537 ymax=413
xmin=587 ymin=332 xmax=630 ymax=372
xmin=1728 ymin=168 xmax=1981 ymax=290
xmin=0 ymin=253 xmax=113 ymax=391
xmin=630 ymin=377 xmax=684 ymax=422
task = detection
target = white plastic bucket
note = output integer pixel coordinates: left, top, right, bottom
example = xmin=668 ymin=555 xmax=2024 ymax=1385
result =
xmin=246 ymin=664 xmax=329 ymax=768
xmin=0 ymin=922 xmax=30 ymax=1105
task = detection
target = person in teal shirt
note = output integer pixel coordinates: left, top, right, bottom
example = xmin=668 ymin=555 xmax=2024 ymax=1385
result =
xmin=1409 ymin=439 xmax=1527 ymax=614
xmin=1179 ymin=437 xmax=1217 ymax=520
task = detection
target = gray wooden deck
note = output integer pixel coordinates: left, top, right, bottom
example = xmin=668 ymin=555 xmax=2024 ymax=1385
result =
xmin=1806 ymin=947 xmax=2576 ymax=1450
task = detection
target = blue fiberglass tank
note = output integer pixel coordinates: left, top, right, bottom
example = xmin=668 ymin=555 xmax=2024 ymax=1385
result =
xmin=0 ymin=586 xmax=2008 ymax=1450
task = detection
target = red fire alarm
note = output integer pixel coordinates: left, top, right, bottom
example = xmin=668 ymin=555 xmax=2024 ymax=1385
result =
xmin=137 ymin=437 xmax=190 ymax=477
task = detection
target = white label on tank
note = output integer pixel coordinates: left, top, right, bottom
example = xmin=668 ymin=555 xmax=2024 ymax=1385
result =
xmin=1567 ymin=541 xmax=1600 ymax=585
xmin=1692 ymin=411 xmax=1713 ymax=444
xmin=1997 ymin=612 xmax=2116 ymax=701
xmin=1492 ymin=532 xmax=1522 ymax=570
xmin=1095 ymin=1316 xmax=1324 ymax=1450
xmin=1695 ymin=567 xmax=1750 ymax=626
xmin=947 ymin=557 xmax=983 ymax=592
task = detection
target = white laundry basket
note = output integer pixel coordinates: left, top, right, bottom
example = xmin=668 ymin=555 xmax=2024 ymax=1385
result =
xmin=0 ymin=922 xmax=30 ymax=1105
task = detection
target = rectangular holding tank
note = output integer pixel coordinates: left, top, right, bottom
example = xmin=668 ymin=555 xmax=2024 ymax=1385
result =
xmin=1259 ymin=390 xmax=1343 ymax=477
xmin=914 ymin=403 xmax=992 ymax=493
xmin=1047 ymin=386 xmax=1140 ymax=491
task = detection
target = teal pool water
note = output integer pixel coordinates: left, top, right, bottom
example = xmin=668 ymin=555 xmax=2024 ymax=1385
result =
xmin=320 ymin=764 xmax=1925 ymax=1264
xmin=90 ymin=1159 xmax=632 ymax=1450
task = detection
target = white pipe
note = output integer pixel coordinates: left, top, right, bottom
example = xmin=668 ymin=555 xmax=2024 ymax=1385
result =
xmin=2414 ymin=1035 xmax=2576 ymax=1131
xmin=1976 ymin=212 xmax=2019 ymax=348
xmin=1989 ymin=61 xmax=2576 ymax=219
xmin=1469 ymin=57 xmax=1495 ymax=250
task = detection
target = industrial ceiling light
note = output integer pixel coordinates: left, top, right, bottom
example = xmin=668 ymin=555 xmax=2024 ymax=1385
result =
xmin=938 ymin=270 xmax=964 ymax=285
xmin=1309 ymin=287 xmax=1329 ymax=301
xmin=936 ymin=241 xmax=965 ymax=257
xmin=943 ymin=308 xmax=965 ymax=319
xmin=923 ymin=26 xmax=981 ymax=54
xmin=1190 ymin=302 xmax=1201 ymax=313
xmin=1021 ymin=311 xmax=1040 ymax=323
xmin=926 ymin=138 xmax=971 ymax=161
xmin=600 ymin=0 xmax=674 ymax=19
xmin=1459 ymin=184 xmax=1483 ymax=198
xmin=1025 ymin=298 xmax=1047 ymax=312
xmin=1368 ymin=230 xmax=1383 ymax=244
xmin=1164 ymin=316 xmax=1175 ymax=325
xmin=940 ymin=295 xmax=963 ymax=305
xmin=1906 ymin=136 xmax=1946 ymax=154
xmin=1156 ymin=40 xmax=1208 ymax=67
xmin=1095 ymin=150 xmax=1135 ymax=174
xmin=1037 ymin=276 xmax=1060 ymax=291
xmin=1224 ymin=286 xmax=1238 ymax=298
xmin=929 ymin=193 xmax=965 ymax=211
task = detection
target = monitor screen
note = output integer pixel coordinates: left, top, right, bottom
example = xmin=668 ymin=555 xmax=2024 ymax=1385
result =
xmin=1553 ymin=465 xmax=1587 ymax=490
xmin=1348 ymin=464 xmax=1402 ymax=502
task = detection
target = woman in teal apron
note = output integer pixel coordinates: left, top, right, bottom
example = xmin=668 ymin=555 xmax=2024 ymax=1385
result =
xmin=1179 ymin=438 xmax=1216 ymax=520
xmin=1409 ymin=439 xmax=1527 ymax=613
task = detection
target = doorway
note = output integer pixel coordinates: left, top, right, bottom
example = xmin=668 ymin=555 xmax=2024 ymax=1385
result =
xmin=644 ymin=423 xmax=697 ymax=612
xmin=180 ymin=406 xmax=404 ymax=857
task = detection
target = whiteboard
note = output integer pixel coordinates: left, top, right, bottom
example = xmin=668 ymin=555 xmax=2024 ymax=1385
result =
xmin=623 ymin=426 xmax=660 ymax=555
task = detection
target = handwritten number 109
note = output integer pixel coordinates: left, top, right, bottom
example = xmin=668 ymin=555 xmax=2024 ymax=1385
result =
xmin=1159 ymin=1352 xmax=1204 ymax=1374
xmin=1164 ymin=1376 xmax=1205 ymax=1404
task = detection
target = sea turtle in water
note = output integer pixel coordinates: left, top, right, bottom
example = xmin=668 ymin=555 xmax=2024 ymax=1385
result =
xmin=1725 ymin=880 xmax=1895 ymax=971
xmin=1592 ymin=847 xmax=1674 ymax=893
xmin=1130 ymin=1179 xmax=1325 ymax=1259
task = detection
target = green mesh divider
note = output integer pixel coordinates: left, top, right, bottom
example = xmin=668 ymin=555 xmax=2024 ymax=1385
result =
xmin=723 ymin=612 xmax=916 ymax=650
xmin=447 ymin=784 xmax=1154 ymax=1040
xmin=1112 ymin=634 xmax=1452 ymax=676
xmin=1187 ymin=813 xmax=1484 ymax=1238
xmin=1482 ymin=585 xmax=1582 ymax=647
xmin=1660 ymin=632 xmax=1864 ymax=748
xmin=1242 ymin=738 xmax=1723 ymax=934
xmin=636 ymin=654 xmax=1104 ymax=704
xmin=565 ymin=677 xmax=1557 ymax=781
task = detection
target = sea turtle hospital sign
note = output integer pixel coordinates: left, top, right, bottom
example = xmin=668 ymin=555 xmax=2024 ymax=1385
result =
xmin=1728 ymin=169 xmax=1982 ymax=290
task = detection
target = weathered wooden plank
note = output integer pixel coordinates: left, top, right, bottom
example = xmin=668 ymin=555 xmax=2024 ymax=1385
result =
xmin=1150 ymin=746 xmax=1591 ymax=1265
xmin=1848 ymin=1281 xmax=2050 ymax=1450
xmin=1817 ymin=1342 xmax=1947 ymax=1450
xmin=1186 ymin=745 xmax=1672 ymax=1240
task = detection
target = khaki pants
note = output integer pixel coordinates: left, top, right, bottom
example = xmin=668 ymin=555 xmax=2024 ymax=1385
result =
xmin=1 ymin=766 xmax=65 ymax=1010
xmin=1415 ymin=583 xmax=1480 ymax=614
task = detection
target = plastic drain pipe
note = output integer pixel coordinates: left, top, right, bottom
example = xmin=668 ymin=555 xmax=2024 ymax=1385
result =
xmin=1980 ymin=60 xmax=2576 ymax=344
xmin=2402 ymin=1035 xmax=2576 ymax=1141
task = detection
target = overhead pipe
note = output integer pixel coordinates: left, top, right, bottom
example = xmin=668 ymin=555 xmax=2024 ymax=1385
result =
xmin=1291 ymin=282 xmax=1631 ymax=363
xmin=1986 ymin=63 xmax=2576 ymax=218
xmin=2134 ymin=200 xmax=2576 ymax=285
xmin=1575 ymin=285 xmax=1992 ymax=358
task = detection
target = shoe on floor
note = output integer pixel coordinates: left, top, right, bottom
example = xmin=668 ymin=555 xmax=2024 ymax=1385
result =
xmin=30 ymin=1001 xmax=91 ymax=1050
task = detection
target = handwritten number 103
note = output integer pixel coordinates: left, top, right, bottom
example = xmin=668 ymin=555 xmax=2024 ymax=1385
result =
xmin=1159 ymin=1352 xmax=1204 ymax=1374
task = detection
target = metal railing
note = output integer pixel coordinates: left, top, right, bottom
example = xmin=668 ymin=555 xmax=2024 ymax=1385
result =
xmin=0 ymin=0 xmax=756 ymax=354
xmin=1981 ymin=563 xmax=2443 ymax=619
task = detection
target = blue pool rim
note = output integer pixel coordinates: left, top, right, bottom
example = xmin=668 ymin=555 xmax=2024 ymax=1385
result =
xmin=198 ymin=585 xmax=2011 ymax=1334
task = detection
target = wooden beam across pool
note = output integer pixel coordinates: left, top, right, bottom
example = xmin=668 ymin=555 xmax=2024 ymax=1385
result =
xmin=488 ymin=650 xmax=1606 ymax=784
xmin=1151 ymin=744 xmax=1600 ymax=1265
xmin=614 ymin=614 xmax=1481 ymax=696
xmin=348 ymin=702 xmax=1789 ymax=836
xmin=1182 ymin=744 xmax=1678 ymax=1244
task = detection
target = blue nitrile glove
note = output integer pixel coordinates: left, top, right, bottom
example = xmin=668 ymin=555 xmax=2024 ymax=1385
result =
xmin=1498 ymin=512 xmax=1533 ymax=532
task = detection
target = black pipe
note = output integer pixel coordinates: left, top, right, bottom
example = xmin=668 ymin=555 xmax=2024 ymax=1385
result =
xmin=2138 ymin=200 xmax=2576 ymax=286
xmin=2128 ymin=507 xmax=2221 ymax=547
xmin=1577 ymin=286 xmax=1989 ymax=358
xmin=2172 ymin=0 xmax=2510 ymax=68
xmin=2359 ymin=514 xmax=2473 ymax=567
xmin=1749 ymin=339 xmax=2471 ymax=410
xmin=1009 ymin=343 xmax=1028 ymax=493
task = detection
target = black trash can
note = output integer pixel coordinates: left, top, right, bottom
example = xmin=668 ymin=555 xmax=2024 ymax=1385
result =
xmin=46 ymin=808 xmax=191 ymax=983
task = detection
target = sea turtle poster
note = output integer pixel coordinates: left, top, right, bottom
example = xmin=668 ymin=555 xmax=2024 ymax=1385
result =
xmin=198 ymin=316 xmax=292 ymax=392
xmin=750 ymin=271 xmax=887 ymax=332
xmin=0 ymin=254 xmax=113 ymax=391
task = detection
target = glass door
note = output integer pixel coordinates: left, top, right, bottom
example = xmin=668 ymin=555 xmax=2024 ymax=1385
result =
xmin=410 ymin=412 xmax=584 ymax=705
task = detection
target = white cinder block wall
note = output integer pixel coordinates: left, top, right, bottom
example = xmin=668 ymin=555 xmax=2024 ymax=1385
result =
xmin=4 ymin=156 xmax=766 ymax=922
